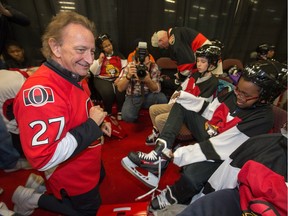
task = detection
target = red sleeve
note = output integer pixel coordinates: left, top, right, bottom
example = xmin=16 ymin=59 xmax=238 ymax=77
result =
xmin=238 ymin=160 xmax=287 ymax=216
xmin=191 ymin=33 xmax=209 ymax=52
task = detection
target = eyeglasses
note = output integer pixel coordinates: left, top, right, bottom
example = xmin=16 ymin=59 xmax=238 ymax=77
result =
xmin=234 ymin=87 xmax=259 ymax=102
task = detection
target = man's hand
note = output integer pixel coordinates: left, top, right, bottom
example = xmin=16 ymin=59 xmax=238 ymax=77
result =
xmin=127 ymin=62 xmax=137 ymax=79
xmin=101 ymin=121 xmax=111 ymax=137
xmin=0 ymin=2 xmax=11 ymax=16
xmin=89 ymin=105 xmax=107 ymax=126
xmin=170 ymin=91 xmax=181 ymax=100
xmin=98 ymin=52 xmax=105 ymax=64
xmin=142 ymin=71 xmax=152 ymax=83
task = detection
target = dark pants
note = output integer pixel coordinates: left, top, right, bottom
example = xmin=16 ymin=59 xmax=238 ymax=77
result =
xmin=159 ymin=103 xmax=222 ymax=204
xmin=170 ymin=161 xmax=222 ymax=204
xmin=93 ymin=77 xmax=125 ymax=114
xmin=10 ymin=132 xmax=24 ymax=157
xmin=38 ymin=163 xmax=106 ymax=216
xmin=159 ymin=103 xmax=210 ymax=149
xmin=177 ymin=188 xmax=241 ymax=216
xmin=0 ymin=115 xmax=19 ymax=169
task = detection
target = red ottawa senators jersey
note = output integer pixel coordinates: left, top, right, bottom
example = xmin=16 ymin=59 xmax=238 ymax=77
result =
xmin=14 ymin=61 xmax=103 ymax=199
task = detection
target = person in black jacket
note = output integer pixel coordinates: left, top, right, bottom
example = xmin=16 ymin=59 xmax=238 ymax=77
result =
xmin=177 ymin=129 xmax=287 ymax=216
xmin=0 ymin=1 xmax=30 ymax=69
xmin=0 ymin=1 xmax=30 ymax=54
xmin=2 ymin=40 xmax=33 ymax=69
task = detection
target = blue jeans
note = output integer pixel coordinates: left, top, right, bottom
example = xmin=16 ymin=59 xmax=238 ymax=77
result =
xmin=177 ymin=188 xmax=241 ymax=216
xmin=0 ymin=115 xmax=20 ymax=169
xmin=121 ymin=92 xmax=168 ymax=122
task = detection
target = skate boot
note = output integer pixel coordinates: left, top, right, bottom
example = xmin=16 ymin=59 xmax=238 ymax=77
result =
xmin=121 ymin=138 xmax=171 ymax=188
xmin=150 ymin=186 xmax=177 ymax=210
xmin=145 ymin=126 xmax=159 ymax=146
xmin=128 ymin=138 xmax=171 ymax=175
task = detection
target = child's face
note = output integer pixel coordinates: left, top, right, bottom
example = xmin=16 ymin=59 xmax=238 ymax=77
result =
xmin=234 ymin=77 xmax=261 ymax=108
xmin=7 ymin=45 xmax=25 ymax=62
xmin=267 ymin=50 xmax=275 ymax=58
xmin=102 ymin=39 xmax=113 ymax=55
xmin=196 ymin=57 xmax=209 ymax=73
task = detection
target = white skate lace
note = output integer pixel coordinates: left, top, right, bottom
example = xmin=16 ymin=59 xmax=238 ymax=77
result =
xmin=156 ymin=189 xmax=171 ymax=209
xmin=147 ymin=132 xmax=156 ymax=140
xmin=135 ymin=157 xmax=162 ymax=201
xmin=147 ymin=128 xmax=158 ymax=141
xmin=138 ymin=150 xmax=158 ymax=161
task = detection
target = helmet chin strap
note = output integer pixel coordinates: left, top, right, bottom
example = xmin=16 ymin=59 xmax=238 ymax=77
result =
xmin=201 ymin=64 xmax=215 ymax=77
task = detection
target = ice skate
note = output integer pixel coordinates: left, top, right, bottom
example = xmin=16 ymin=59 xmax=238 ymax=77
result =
xmin=150 ymin=186 xmax=177 ymax=210
xmin=145 ymin=126 xmax=159 ymax=146
xmin=121 ymin=139 xmax=171 ymax=188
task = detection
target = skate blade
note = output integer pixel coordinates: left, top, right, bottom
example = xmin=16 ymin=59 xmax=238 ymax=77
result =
xmin=121 ymin=157 xmax=159 ymax=188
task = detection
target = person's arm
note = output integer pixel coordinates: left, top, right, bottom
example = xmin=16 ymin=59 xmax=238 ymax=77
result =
xmin=90 ymin=53 xmax=105 ymax=76
xmin=0 ymin=2 xmax=11 ymax=16
xmin=142 ymin=72 xmax=159 ymax=92
xmin=114 ymin=58 xmax=128 ymax=84
xmin=116 ymin=62 xmax=135 ymax=92
xmin=90 ymin=59 xmax=101 ymax=76
xmin=173 ymin=106 xmax=274 ymax=167
xmin=0 ymin=3 xmax=30 ymax=26
xmin=175 ymin=91 xmax=207 ymax=112
xmin=143 ymin=62 xmax=161 ymax=92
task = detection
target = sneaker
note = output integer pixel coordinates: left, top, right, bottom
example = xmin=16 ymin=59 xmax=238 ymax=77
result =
xmin=150 ymin=186 xmax=177 ymax=210
xmin=12 ymin=186 xmax=39 ymax=215
xmin=25 ymin=173 xmax=46 ymax=194
xmin=4 ymin=158 xmax=32 ymax=173
xmin=128 ymin=139 xmax=171 ymax=175
xmin=0 ymin=202 xmax=15 ymax=216
xmin=145 ymin=127 xmax=159 ymax=146
xmin=117 ymin=112 xmax=122 ymax=121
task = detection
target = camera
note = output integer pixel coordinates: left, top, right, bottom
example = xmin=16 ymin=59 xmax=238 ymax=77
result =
xmin=136 ymin=42 xmax=148 ymax=79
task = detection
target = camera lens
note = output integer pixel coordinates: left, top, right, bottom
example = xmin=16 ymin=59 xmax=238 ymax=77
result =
xmin=136 ymin=64 xmax=147 ymax=79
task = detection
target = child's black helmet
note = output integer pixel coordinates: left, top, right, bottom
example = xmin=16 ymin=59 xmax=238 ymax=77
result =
xmin=195 ymin=44 xmax=221 ymax=67
xmin=241 ymin=60 xmax=287 ymax=104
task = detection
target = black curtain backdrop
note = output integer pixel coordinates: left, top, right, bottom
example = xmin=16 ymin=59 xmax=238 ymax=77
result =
xmin=6 ymin=0 xmax=287 ymax=65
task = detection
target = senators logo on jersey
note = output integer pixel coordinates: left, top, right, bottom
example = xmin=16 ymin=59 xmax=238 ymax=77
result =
xmin=23 ymin=85 xmax=54 ymax=107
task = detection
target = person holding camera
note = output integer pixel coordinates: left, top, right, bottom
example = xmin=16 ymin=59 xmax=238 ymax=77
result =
xmin=127 ymin=38 xmax=156 ymax=63
xmin=116 ymin=42 xmax=167 ymax=122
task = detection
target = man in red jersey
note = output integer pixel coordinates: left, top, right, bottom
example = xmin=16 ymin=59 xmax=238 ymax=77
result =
xmin=12 ymin=11 xmax=111 ymax=216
